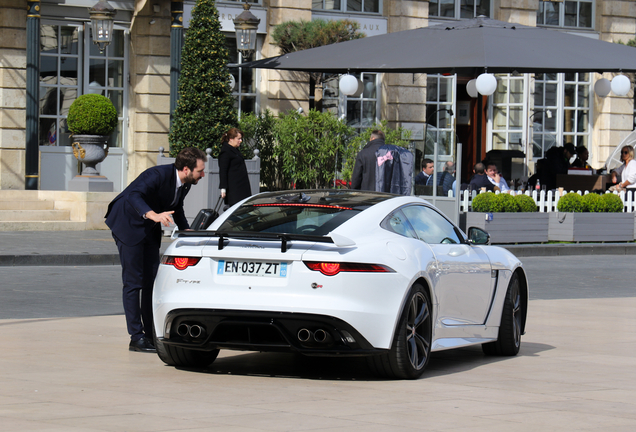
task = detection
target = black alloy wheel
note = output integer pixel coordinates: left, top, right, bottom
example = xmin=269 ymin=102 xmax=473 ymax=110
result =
xmin=482 ymin=271 xmax=523 ymax=356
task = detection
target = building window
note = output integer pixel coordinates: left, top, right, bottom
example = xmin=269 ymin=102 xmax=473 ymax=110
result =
xmin=312 ymin=0 xmax=380 ymax=14
xmin=425 ymin=75 xmax=455 ymax=158
xmin=225 ymin=36 xmax=258 ymax=117
xmin=310 ymin=72 xmax=379 ymax=134
xmin=86 ymin=28 xmax=127 ymax=147
xmin=537 ymin=1 xmax=593 ymax=29
xmin=490 ymin=74 xmax=526 ymax=152
xmin=429 ymin=0 xmax=491 ymax=19
xmin=532 ymin=72 xmax=591 ymax=159
xmin=39 ymin=23 xmax=81 ymax=147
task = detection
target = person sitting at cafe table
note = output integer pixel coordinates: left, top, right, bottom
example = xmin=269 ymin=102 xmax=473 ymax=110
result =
xmin=610 ymin=145 xmax=636 ymax=192
xmin=545 ymin=143 xmax=576 ymax=190
xmin=571 ymin=145 xmax=592 ymax=170
xmin=469 ymin=162 xmax=498 ymax=192
xmin=485 ymin=161 xmax=510 ymax=192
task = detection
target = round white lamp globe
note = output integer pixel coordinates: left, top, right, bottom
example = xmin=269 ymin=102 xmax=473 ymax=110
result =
xmin=351 ymin=79 xmax=364 ymax=97
xmin=594 ymin=78 xmax=611 ymax=97
xmin=339 ymin=74 xmax=359 ymax=96
xmin=611 ymin=75 xmax=631 ymax=96
xmin=476 ymin=73 xmax=497 ymax=96
xmin=466 ymin=79 xmax=478 ymax=98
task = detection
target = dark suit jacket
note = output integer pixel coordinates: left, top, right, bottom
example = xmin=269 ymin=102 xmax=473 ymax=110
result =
xmin=351 ymin=138 xmax=386 ymax=191
xmin=469 ymin=173 xmax=496 ymax=192
xmin=105 ymin=164 xmax=190 ymax=246
xmin=218 ymin=142 xmax=251 ymax=206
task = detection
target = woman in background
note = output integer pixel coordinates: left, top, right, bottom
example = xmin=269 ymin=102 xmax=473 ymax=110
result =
xmin=218 ymin=128 xmax=251 ymax=207
xmin=610 ymin=145 xmax=636 ymax=192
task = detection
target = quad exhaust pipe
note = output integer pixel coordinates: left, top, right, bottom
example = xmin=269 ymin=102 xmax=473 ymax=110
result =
xmin=176 ymin=323 xmax=206 ymax=339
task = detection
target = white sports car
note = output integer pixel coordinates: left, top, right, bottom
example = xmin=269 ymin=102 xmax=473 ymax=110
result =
xmin=153 ymin=190 xmax=528 ymax=379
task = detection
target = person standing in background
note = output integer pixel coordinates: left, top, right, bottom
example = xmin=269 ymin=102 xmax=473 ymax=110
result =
xmin=351 ymin=130 xmax=386 ymax=191
xmin=219 ymin=128 xmax=251 ymax=208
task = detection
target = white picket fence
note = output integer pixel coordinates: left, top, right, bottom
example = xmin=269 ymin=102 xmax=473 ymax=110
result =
xmin=459 ymin=189 xmax=636 ymax=213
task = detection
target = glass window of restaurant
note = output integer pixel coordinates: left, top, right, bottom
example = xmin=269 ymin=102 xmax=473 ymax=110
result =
xmin=225 ymin=36 xmax=259 ymax=118
xmin=39 ymin=22 xmax=82 ymax=147
xmin=312 ymin=0 xmax=381 ymax=13
xmin=309 ymin=73 xmax=380 ymax=135
xmin=536 ymin=0 xmax=593 ymax=29
xmin=429 ymin=0 xmax=491 ymax=19
xmin=425 ymin=75 xmax=455 ymax=160
xmin=489 ymin=74 xmax=526 ymax=152
xmin=531 ymin=72 xmax=591 ymax=159
xmin=85 ymin=27 xmax=128 ymax=148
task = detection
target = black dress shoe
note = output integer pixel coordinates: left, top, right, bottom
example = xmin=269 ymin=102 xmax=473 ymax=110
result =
xmin=129 ymin=336 xmax=157 ymax=353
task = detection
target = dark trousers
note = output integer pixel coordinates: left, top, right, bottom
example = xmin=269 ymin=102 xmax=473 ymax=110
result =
xmin=113 ymin=227 xmax=161 ymax=341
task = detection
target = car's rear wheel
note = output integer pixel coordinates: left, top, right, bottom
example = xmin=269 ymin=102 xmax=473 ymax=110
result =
xmin=482 ymin=271 xmax=523 ymax=356
xmin=155 ymin=336 xmax=220 ymax=368
xmin=368 ymin=283 xmax=432 ymax=379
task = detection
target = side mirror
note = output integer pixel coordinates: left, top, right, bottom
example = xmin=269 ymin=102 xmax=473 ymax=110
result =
xmin=467 ymin=227 xmax=490 ymax=245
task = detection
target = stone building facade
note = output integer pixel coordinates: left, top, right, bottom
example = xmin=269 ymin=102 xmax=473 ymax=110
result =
xmin=1 ymin=0 xmax=635 ymax=191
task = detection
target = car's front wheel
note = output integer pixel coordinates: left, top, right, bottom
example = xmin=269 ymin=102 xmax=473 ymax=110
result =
xmin=482 ymin=271 xmax=523 ymax=356
xmin=155 ymin=336 xmax=220 ymax=368
xmin=368 ymin=283 xmax=432 ymax=379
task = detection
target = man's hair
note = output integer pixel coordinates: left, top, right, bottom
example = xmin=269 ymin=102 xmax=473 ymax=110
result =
xmin=485 ymin=161 xmax=498 ymax=171
xmin=563 ymin=143 xmax=576 ymax=155
xmin=473 ymin=162 xmax=486 ymax=174
xmin=422 ymin=158 xmax=434 ymax=170
xmin=370 ymin=130 xmax=385 ymax=141
xmin=444 ymin=161 xmax=455 ymax=173
xmin=175 ymin=147 xmax=207 ymax=171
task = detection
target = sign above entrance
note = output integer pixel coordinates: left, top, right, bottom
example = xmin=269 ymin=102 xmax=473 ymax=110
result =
xmin=183 ymin=3 xmax=267 ymax=34
xmin=312 ymin=12 xmax=387 ymax=37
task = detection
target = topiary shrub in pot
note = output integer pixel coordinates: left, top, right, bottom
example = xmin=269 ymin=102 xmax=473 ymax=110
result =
xmin=556 ymin=192 xmax=583 ymax=212
xmin=67 ymin=94 xmax=118 ymax=175
xmin=581 ymin=193 xmax=605 ymax=212
xmin=601 ymin=193 xmax=624 ymax=213
xmin=514 ymin=194 xmax=538 ymax=212
xmin=497 ymin=193 xmax=519 ymax=212
xmin=471 ymin=192 xmax=497 ymax=212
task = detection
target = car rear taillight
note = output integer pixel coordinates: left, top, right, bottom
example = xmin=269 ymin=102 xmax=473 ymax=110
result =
xmin=304 ymin=261 xmax=393 ymax=276
xmin=161 ymin=256 xmax=201 ymax=270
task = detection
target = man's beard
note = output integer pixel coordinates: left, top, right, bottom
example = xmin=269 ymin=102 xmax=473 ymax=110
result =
xmin=184 ymin=173 xmax=199 ymax=185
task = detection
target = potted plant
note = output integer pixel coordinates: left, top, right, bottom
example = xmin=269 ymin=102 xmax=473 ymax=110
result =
xmin=67 ymin=94 xmax=118 ymax=176
xmin=465 ymin=192 xmax=549 ymax=244
xmin=549 ymin=192 xmax=634 ymax=242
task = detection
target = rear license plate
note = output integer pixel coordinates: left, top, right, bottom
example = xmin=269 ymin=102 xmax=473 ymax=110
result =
xmin=217 ymin=260 xmax=287 ymax=278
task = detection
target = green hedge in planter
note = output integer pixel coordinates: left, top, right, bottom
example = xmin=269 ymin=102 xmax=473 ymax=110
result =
xmin=581 ymin=193 xmax=604 ymax=212
xmin=472 ymin=192 xmax=536 ymax=212
xmin=557 ymin=192 xmax=583 ymax=212
xmin=67 ymin=94 xmax=118 ymax=136
xmin=515 ymin=194 xmax=538 ymax=212
xmin=601 ymin=193 xmax=624 ymax=212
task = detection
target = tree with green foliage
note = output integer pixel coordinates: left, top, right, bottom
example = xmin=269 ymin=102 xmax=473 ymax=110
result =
xmin=238 ymin=110 xmax=282 ymax=191
xmin=274 ymin=109 xmax=355 ymax=189
xmin=169 ymin=0 xmax=236 ymax=157
xmin=272 ymin=19 xmax=365 ymax=55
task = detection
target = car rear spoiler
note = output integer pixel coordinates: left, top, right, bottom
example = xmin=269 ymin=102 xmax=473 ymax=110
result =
xmin=175 ymin=230 xmax=355 ymax=253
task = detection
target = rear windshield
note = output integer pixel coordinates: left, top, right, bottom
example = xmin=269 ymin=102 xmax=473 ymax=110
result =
xmin=216 ymin=190 xmax=390 ymax=236
xmin=217 ymin=204 xmax=359 ymax=236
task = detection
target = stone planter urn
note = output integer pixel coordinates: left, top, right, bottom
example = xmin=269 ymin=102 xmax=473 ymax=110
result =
xmin=71 ymin=134 xmax=109 ymax=175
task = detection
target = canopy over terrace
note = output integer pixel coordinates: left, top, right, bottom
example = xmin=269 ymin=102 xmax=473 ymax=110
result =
xmin=242 ymin=16 xmax=636 ymax=75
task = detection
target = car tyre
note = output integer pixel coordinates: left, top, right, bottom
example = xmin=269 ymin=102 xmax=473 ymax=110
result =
xmin=155 ymin=336 xmax=220 ymax=368
xmin=368 ymin=283 xmax=432 ymax=379
xmin=482 ymin=271 xmax=523 ymax=356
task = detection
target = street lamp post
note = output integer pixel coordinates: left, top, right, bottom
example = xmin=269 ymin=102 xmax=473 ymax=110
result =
xmin=88 ymin=0 xmax=117 ymax=53
xmin=233 ymin=2 xmax=260 ymax=59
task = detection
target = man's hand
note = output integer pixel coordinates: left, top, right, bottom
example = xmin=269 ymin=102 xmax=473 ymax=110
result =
xmin=146 ymin=210 xmax=175 ymax=227
xmin=492 ymin=172 xmax=501 ymax=183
